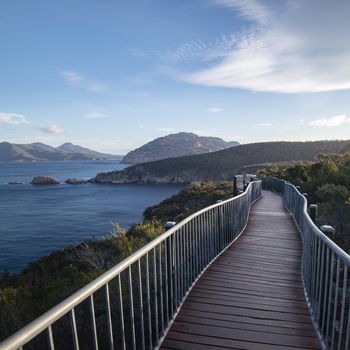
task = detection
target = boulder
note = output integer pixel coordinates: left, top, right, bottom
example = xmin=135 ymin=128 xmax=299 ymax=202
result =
xmin=31 ymin=176 xmax=60 ymax=185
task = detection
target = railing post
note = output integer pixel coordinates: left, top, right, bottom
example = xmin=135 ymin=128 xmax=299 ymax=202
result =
xmin=309 ymin=204 xmax=317 ymax=223
xmin=216 ymin=200 xmax=223 ymax=250
xmin=233 ymin=176 xmax=237 ymax=196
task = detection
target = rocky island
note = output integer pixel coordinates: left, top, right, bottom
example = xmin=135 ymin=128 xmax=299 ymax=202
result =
xmin=31 ymin=176 xmax=60 ymax=185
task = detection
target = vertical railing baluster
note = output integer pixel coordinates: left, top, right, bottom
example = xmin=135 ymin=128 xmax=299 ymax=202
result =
xmin=344 ymin=303 xmax=350 ymax=350
xmin=180 ymin=226 xmax=184 ymax=300
xmin=105 ymin=282 xmax=114 ymax=350
xmin=164 ymin=239 xmax=169 ymax=327
xmin=158 ymin=245 xmax=164 ymax=335
xmin=204 ymin=213 xmax=208 ymax=265
xmin=321 ymin=246 xmax=330 ymax=333
xmin=169 ymin=236 xmax=174 ymax=317
xmin=137 ymin=260 xmax=145 ymax=350
xmin=145 ymin=253 xmax=152 ymax=349
xmin=184 ymin=223 xmax=189 ymax=292
xmin=311 ymin=235 xmax=317 ymax=306
xmin=337 ymin=265 xmax=348 ymax=350
xmin=153 ymin=248 xmax=159 ymax=342
xmin=128 ymin=266 xmax=136 ymax=350
xmin=196 ymin=217 xmax=200 ymax=276
xmin=47 ymin=325 xmax=55 ymax=350
xmin=70 ymin=308 xmax=80 ymax=350
xmin=315 ymin=240 xmax=323 ymax=320
xmin=174 ymin=231 xmax=179 ymax=307
xmin=117 ymin=274 xmax=126 ymax=350
xmin=89 ymin=295 xmax=98 ymax=350
xmin=178 ymin=226 xmax=183 ymax=306
xmin=331 ymin=257 xmax=340 ymax=349
xmin=326 ymin=250 xmax=334 ymax=344
xmin=197 ymin=216 xmax=201 ymax=272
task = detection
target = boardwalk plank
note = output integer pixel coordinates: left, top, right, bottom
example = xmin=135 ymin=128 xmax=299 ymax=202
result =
xmin=160 ymin=191 xmax=320 ymax=349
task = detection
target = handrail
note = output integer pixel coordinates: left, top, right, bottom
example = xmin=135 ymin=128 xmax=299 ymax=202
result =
xmin=263 ymin=177 xmax=350 ymax=350
xmin=0 ymin=180 xmax=262 ymax=350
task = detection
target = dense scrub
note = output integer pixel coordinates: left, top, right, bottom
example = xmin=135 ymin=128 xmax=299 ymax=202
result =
xmin=259 ymin=153 xmax=350 ymax=252
xmin=143 ymin=181 xmax=234 ymax=222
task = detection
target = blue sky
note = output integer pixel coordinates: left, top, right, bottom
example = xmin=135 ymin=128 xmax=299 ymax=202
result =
xmin=0 ymin=0 xmax=350 ymax=154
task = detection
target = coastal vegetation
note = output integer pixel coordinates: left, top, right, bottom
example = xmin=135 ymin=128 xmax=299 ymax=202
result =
xmin=144 ymin=181 xmax=234 ymax=222
xmin=0 ymin=181 xmax=233 ymax=342
xmin=259 ymin=152 xmax=350 ymax=252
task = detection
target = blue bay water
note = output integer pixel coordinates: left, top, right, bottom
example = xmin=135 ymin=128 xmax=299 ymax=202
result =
xmin=0 ymin=161 xmax=184 ymax=273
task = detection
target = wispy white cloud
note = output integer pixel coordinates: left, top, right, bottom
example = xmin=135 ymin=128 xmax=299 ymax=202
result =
xmin=213 ymin=0 xmax=270 ymax=24
xmin=208 ymin=107 xmax=224 ymax=113
xmin=0 ymin=113 xmax=29 ymax=127
xmin=62 ymin=70 xmax=82 ymax=85
xmin=259 ymin=122 xmax=272 ymax=127
xmin=87 ymin=82 xmax=105 ymax=92
xmin=38 ymin=124 xmax=65 ymax=134
xmin=84 ymin=112 xmax=108 ymax=119
xmin=61 ymin=70 xmax=105 ymax=93
xmin=309 ymin=114 xmax=350 ymax=128
xmin=161 ymin=35 xmax=238 ymax=64
xmin=175 ymin=0 xmax=350 ymax=93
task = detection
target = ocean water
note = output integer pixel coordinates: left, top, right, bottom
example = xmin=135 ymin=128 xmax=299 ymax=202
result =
xmin=0 ymin=161 xmax=184 ymax=273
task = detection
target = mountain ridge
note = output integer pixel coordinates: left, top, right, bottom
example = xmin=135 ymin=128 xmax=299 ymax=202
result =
xmin=121 ymin=132 xmax=239 ymax=164
xmin=94 ymin=140 xmax=350 ymax=184
xmin=0 ymin=142 xmax=122 ymax=162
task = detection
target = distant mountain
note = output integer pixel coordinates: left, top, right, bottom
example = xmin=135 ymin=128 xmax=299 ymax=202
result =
xmin=121 ymin=132 xmax=239 ymax=164
xmin=0 ymin=142 xmax=122 ymax=162
xmin=93 ymin=140 xmax=350 ymax=184
xmin=56 ymin=142 xmax=118 ymax=158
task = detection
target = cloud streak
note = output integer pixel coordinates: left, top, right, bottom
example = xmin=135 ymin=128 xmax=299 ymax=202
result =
xmin=213 ymin=0 xmax=270 ymax=24
xmin=309 ymin=115 xmax=350 ymax=128
xmin=62 ymin=70 xmax=105 ymax=92
xmin=62 ymin=70 xmax=82 ymax=85
xmin=177 ymin=0 xmax=350 ymax=93
xmin=161 ymin=35 xmax=238 ymax=64
xmin=38 ymin=124 xmax=65 ymax=134
xmin=0 ymin=113 xmax=29 ymax=127
xmin=84 ymin=112 xmax=108 ymax=119
xmin=208 ymin=107 xmax=224 ymax=113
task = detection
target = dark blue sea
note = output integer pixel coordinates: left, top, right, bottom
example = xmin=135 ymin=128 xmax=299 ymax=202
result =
xmin=0 ymin=161 xmax=184 ymax=273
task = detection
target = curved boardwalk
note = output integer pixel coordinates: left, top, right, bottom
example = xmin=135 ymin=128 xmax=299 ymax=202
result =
xmin=160 ymin=191 xmax=320 ymax=350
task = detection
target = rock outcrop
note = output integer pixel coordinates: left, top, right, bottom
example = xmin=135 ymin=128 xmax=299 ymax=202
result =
xmin=31 ymin=176 xmax=60 ymax=185
xmin=65 ymin=178 xmax=89 ymax=185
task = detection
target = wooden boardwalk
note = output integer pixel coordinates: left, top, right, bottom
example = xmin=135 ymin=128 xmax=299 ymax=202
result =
xmin=160 ymin=191 xmax=320 ymax=350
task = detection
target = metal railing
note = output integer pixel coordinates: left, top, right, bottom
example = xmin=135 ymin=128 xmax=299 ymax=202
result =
xmin=263 ymin=177 xmax=350 ymax=350
xmin=0 ymin=181 xmax=262 ymax=350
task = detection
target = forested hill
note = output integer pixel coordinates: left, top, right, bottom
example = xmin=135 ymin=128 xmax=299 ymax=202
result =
xmin=93 ymin=140 xmax=350 ymax=184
